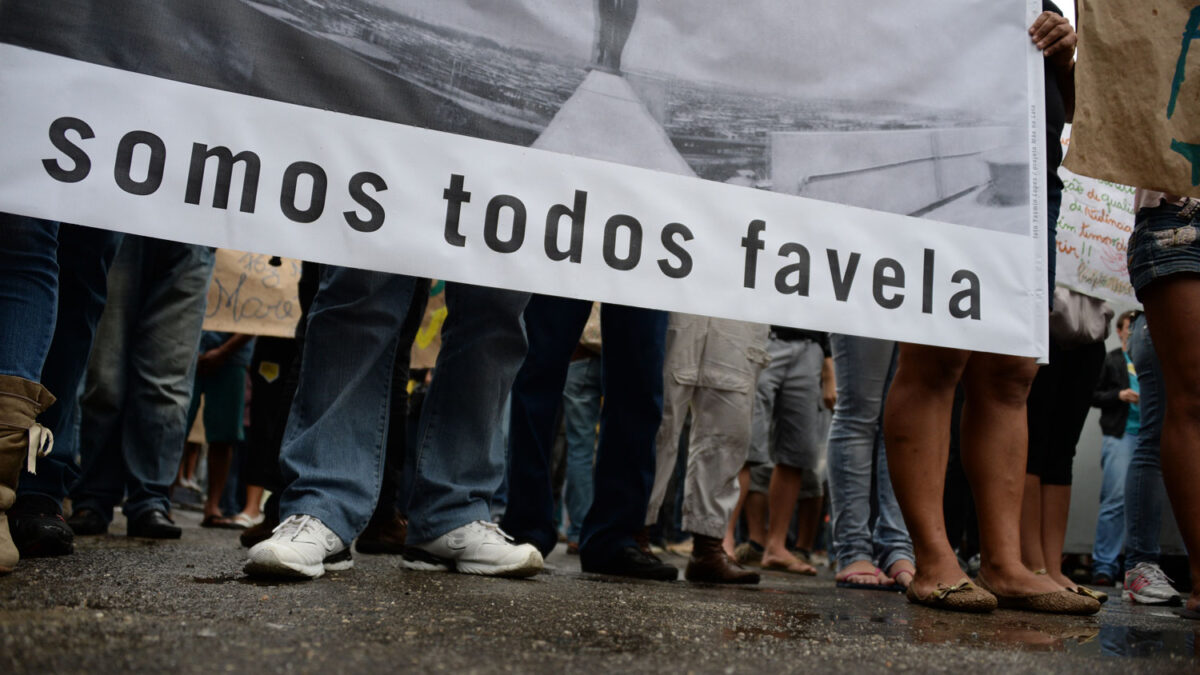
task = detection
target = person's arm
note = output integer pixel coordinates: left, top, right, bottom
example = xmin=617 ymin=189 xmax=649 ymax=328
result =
xmin=1030 ymin=10 xmax=1077 ymax=120
xmin=1090 ymin=353 xmax=1123 ymax=408
xmin=820 ymin=356 xmax=836 ymax=411
xmin=197 ymin=333 xmax=253 ymax=376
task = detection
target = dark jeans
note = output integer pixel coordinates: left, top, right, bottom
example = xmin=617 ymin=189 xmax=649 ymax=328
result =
xmin=70 ymin=237 xmax=215 ymax=523
xmin=502 ymin=296 xmax=667 ymax=559
xmin=0 ymin=215 xmax=122 ymax=505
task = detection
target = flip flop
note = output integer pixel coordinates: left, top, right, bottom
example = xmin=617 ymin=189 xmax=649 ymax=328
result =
xmin=836 ymin=566 xmax=899 ymax=591
xmin=763 ymin=559 xmax=818 ymax=576
xmin=887 ymin=562 xmax=916 ymax=590
xmin=228 ymin=512 xmax=265 ymax=529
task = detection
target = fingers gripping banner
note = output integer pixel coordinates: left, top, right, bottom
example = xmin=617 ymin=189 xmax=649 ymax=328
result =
xmin=0 ymin=0 xmax=1050 ymax=357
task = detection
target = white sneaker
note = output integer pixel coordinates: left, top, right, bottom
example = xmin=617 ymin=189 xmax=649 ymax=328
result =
xmin=1123 ymin=562 xmax=1182 ymax=605
xmin=245 ymin=515 xmax=353 ymax=580
xmin=402 ymin=520 xmax=543 ymax=578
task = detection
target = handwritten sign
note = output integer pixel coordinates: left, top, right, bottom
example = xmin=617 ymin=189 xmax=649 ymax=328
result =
xmin=202 ymin=249 xmax=302 ymax=337
xmin=1056 ymin=127 xmax=1138 ymax=307
xmin=410 ymin=281 xmax=446 ymax=370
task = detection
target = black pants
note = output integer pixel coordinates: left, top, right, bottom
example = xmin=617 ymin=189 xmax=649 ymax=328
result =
xmin=1026 ymin=339 xmax=1107 ymax=485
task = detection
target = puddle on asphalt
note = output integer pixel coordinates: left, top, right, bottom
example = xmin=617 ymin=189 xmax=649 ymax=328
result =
xmin=723 ymin=610 xmax=1199 ymax=661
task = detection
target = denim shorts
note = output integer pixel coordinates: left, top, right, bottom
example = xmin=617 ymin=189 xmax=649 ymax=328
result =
xmin=1127 ymin=202 xmax=1200 ymax=298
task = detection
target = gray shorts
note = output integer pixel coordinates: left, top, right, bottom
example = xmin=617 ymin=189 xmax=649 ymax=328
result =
xmin=746 ymin=337 xmax=829 ymax=497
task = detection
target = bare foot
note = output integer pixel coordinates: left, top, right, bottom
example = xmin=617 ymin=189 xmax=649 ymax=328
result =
xmin=1045 ymin=569 xmax=1075 ymax=590
xmin=837 ymin=559 xmax=883 ymax=585
xmin=887 ymin=560 xmax=917 ymax=589
xmin=979 ymin=561 xmax=1066 ymax=597
xmin=762 ymin=547 xmax=817 ymax=575
xmin=721 ymin=536 xmax=736 ymax=560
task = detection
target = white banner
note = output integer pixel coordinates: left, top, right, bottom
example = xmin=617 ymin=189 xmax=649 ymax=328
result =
xmin=0 ymin=0 xmax=1049 ymax=358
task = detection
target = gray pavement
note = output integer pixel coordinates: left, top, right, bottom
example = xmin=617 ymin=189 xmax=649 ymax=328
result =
xmin=2 ymin=510 xmax=1197 ymax=674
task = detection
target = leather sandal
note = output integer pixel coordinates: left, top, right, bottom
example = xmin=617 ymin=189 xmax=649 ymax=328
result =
xmin=905 ymin=579 xmax=997 ymax=613
xmin=1070 ymin=585 xmax=1109 ymax=604
xmin=975 ymin=575 xmax=1101 ymax=615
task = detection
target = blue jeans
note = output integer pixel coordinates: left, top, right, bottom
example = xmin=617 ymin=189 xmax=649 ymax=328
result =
xmin=502 ymin=296 xmax=667 ymax=559
xmin=70 ymin=237 xmax=215 ymax=523
xmin=826 ymin=334 xmax=913 ymax=572
xmin=1092 ymin=432 xmax=1136 ymax=578
xmin=488 ymin=394 xmax=512 ymax=520
xmin=562 ymin=357 xmax=601 ymax=542
xmin=1124 ymin=313 xmax=1168 ymax=566
xmin=0 ymin=215 xmax=122 ymax=505
xmin=279 ymin=266 xmax=530 ymax=546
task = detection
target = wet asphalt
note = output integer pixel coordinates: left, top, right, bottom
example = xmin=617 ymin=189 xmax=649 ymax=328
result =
xmin=2 ymin=510 xmax=1197 ymax=674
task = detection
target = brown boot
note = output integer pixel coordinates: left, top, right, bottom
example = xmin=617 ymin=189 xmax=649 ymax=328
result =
xmin=355 ymin=511 xmax=408 ymax=554
xmin=0 ymin=375 xmax=56 ymax=574
xmin=686 ymin=534 xmax=760 ymax=585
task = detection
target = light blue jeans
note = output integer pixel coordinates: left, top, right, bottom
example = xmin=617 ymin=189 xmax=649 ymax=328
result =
xmin=279 ymin=266 xmax=529 ymax=546
xmin=1092 ymin=432 xmax=1136 ymax=578
xmin=70 ymin=237 xmax=215 ymax=523
xmin=0 ymin=217 xmax=122 ymax=505
xmin=826 ymin=334 xmax=913 ymax=572
xmin=1124 ymin=313 xmax=1167 ymax=567
xmin=562 ymin=357 xmax=601 ymax=542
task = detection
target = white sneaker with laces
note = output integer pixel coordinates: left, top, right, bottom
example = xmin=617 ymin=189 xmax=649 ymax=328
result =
xmin=1123 ymin=562 xmax=1182 ymax=605
xmin=402 ymin=520 xmax=543 ymax=578
xmin=245 ymin=514 xmax=353 ymax=580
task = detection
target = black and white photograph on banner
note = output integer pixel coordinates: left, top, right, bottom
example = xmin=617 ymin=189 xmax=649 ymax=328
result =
xmin=0 ymin=0 xmax=1049 ymax=356
xmin=245 ymin=0 xmax=1035 ymax=235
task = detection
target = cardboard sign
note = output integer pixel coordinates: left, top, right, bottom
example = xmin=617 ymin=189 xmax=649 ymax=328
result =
xmin=1067 ymin=1 xmax=1200 ymax=197
xmin=202 ymin=249 xmax=302 ymax=338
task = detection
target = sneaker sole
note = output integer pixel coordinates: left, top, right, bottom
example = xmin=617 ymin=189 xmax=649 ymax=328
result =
xmin=401 ymin=547 xmax=543 ymax=578
xmin=1123 ymin=589 xmax=1183 ymax=606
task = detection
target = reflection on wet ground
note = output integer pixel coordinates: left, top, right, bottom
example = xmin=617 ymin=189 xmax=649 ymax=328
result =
xmin=720 ymin=594 xmax=1199 ymax=662
xmin=5 ymin=517 xmax=1199 ymax=673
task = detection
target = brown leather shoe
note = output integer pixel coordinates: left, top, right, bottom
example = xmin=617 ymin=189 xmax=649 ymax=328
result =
xmin=356 ymin=512 xmax=408 ymax=554
xmin=685 ymin=534 xmax=760 ymax=585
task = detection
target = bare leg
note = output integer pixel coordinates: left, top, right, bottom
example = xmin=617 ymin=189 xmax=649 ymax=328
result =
xmin=1019 ymin=474 xmax=1046 ymax=571
xmin=1141 ymin=274 xmax=1200 ymax=613
xmin=203 ymin=442 xmax=233 ymax=520
xmin=960 ymin=353 xmax=1061 ymax=596
xmin=176 ymin=442 xmax=200 ymax=486
xmin=723 ymin=466 xmax=751 ymax=557
xmin=1039 ymin=484 xmax=1073 ymax=588
xmin=761 ymin=465 xmax=815 ymax=573
xmin=883 ymin=345 xmax=970 ymax=597
xmin=239 ymin=484 xmax=264 ymax=519
xmin=744 ymin=490 xmax=768 ymax=545
xmin=792 ymin=495 xmax=822 ymax=552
